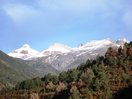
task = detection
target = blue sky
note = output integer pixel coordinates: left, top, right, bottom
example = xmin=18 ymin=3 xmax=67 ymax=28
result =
xmin=0 ymin=0 xmax=132 ymax=53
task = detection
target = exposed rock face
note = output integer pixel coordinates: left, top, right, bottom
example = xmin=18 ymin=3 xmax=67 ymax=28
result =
xmin=20 ymin=50 xmax=28 ymax=54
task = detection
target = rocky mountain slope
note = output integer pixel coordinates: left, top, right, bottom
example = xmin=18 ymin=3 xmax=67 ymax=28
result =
xmin=8 ymin=38 xmax=129 ymax=71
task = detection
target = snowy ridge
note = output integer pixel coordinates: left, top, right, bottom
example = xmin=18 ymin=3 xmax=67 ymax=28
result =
xmin=8 ymin=38 xmax=129 ymax=60
xmin=77 ymin=38 xmax=114 ymax=51
xmin=81 ymin=38 xmax=113 ymax=48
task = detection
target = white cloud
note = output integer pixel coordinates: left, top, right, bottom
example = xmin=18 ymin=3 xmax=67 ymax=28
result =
xmin=2 ymin=0 xmax=131 ymax=30
xmin=3 ymin=3 xmax=42 ymax=22
xmin=2 ymin=0 xmax=124 ymax=23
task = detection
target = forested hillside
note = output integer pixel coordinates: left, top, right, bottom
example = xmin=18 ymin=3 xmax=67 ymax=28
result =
xmin=0 ymin=50 xmax=59 ymax=90
xmin=0 ymin=42 xmax=132 ymax=99
xmin=0 ymin=50 xmax=38 ymax=90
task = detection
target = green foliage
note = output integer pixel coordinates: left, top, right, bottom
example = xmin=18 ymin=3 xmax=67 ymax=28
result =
xmin=67 ymin=69 xmax=79 ymax=82
xmin=16 ymin=77 xmax=42 ymax=90
xmin=42 ymin=73 xmax=59 ymax=84
xmin=59 ymin=69 xmax=80 ymax=83
xmin=59 ymin=71 xmax=69 ymax=83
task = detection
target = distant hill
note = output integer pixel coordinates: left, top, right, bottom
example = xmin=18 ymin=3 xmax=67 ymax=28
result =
xmin=0 ymin=51 xmax=58 ymax=90
xmin=0 ymin=50 xmax=31 ymax=89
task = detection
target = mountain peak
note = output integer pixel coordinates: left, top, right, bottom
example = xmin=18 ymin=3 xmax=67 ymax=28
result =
xmin=22 ymin=44 xmax=30 ymax=48
xmin=45 ymin=43 xmax=72 ymax=53
xmin=8 ymin=44 xmax=38 ymax=60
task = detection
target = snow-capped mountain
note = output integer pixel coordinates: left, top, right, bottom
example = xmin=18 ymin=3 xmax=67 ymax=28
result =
xmin=8 ymin=38 xmax=129 ymax=71
xmin=8 ymin=44 xmax=39 ymax=60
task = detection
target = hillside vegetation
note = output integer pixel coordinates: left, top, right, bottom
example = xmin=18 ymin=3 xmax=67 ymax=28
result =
xmin=0 ymin=50 xmax=59 ymax=90
xmin=0 ymin=51 xmax=35 ymax=89
xmin=0 ymin=42 xmax=132 ymax=99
